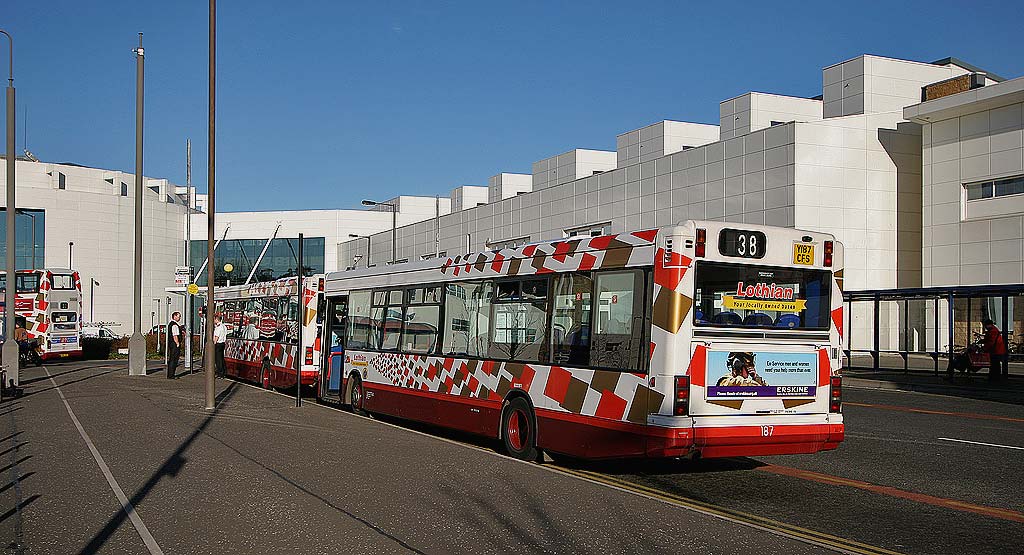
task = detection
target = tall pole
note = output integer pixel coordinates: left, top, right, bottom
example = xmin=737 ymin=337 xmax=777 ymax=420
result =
xmin=204 ymin=0 xmax=217 ymax=410
xmin=185 ymin=139 xmax=192 ymax=372
xmin=295 ymin=233 xmax=303 ymax=407
xmin=29 ymin=212 xmax=34 ymax=269
xmin=128 ymin=33 xmax=147 ymax=376
xmin=68 ymin=241 xmax=73 ymax=267
xmin=1 ymin=29 xmax=18 ymax=386
xmin=391 ymin=205 xmax=396 ymax=264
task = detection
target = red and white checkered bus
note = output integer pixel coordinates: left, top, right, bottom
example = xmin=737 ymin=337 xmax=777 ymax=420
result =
xmin=215 ymin=275 xmax=324 ymax=389
xmin=319 ymin=221 xmax=845 ymax=460
xmin=0 ymin=269 xmax=83 ymax=360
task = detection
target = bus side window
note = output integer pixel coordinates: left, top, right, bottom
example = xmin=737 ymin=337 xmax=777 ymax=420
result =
xmin=345 ymin=290 xmax=373 ymax=350
xmin=550 ymin=273 xmax=592 ymax=366
xmin=591 ymin=270 xmax=643 ymax=371
xmin=442 ymin=281 xmax=492 ymax=357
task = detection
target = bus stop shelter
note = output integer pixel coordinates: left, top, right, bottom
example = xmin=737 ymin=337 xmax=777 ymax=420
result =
xmin=843 ymin=284 xmax=1024 ymax=375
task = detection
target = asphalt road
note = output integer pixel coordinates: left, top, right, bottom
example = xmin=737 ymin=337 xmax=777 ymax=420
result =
xmin=0 ymin=360 xmax=1021 ymax=554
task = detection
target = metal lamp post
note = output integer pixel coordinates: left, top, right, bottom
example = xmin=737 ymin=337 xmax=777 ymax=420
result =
xmin=361 ymin=199 xmax=396 ymax=264
xmin=348 ymin=233 xmax=370 ymax=267
xmin=90 ymin=278 xmax=99 ymax=322
xmin=68 ymin=241 xmax=73 ymax=268
xmin=2 ymin=29 xmax=18 ymax=386
xmin=128 ymin=33 xmax=147 ymax=376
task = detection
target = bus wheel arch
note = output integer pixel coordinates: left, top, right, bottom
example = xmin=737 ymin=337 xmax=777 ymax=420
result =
xmin=500 ymin=391 xmax=540 ymax=462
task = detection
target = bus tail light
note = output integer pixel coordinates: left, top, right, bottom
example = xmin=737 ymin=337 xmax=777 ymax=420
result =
xmin=305 ymin=346 xmax=314 ymax=365
xmin=674 ymin=376 xmax=690 ymax=416
xmin=695 ymin=228 xmax=706 ymax=258
xmin=823 ymin=240 xmax=834 ymax=267
xmin=829 ymin=376 xmax=842 ymax=413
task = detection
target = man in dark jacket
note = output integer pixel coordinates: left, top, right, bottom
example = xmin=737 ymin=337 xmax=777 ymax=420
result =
xmin=167 ymin=311 xmax=183 ymax=379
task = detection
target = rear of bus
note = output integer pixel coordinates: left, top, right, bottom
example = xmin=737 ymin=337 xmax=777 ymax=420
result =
xmin=649 ymin=221 xmax=844 ymax=458
xmin=42 ymin=271 xmax=84 ymax=360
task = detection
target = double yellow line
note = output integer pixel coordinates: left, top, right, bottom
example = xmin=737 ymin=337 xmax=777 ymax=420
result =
xmin=549 ymin=465 xmax=904 ymax=555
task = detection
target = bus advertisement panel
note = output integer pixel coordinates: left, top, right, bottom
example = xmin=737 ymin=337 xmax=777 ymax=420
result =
xmin=706 ymin=351 xmax=818 ymax=399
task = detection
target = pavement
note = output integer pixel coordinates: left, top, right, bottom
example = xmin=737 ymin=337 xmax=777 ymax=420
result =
xmin=0 ymin=360 xmax=1021 ymax=554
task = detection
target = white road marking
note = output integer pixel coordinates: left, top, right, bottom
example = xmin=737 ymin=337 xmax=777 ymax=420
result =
xmin=937 ymin=437 xmax=1024 ymax=451
xmin=44 ymin=366 xmax=164 ymax=555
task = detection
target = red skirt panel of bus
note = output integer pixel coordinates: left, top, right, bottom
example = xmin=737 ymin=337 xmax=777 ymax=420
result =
xmin=691 ymin=423 xmax=845 ymax=458
xmin=225 ymin=357 xmax=318 ymax=388
xmin=41 ymin=349 xmax=82 ymax=361
xmin=361 ymin=381 xmax=842 ymax=460
xmin=363 ymin=382 xmax=501 ymax=437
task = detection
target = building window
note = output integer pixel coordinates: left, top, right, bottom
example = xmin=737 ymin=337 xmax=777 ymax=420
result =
xmin=965 ymin=175 xmax=1024 ymax=201
xmin=58 ymin=172 xmax=66 ymax=190
xmin=121 ymin=182 xmax=129 ymax=196
xmin=564 ymin=223 xmax=611 ymax=238
xmin=489 ymin=237 xmax=531 ymax=250
xmin=189 ymin=236 xmax=326 ymax=286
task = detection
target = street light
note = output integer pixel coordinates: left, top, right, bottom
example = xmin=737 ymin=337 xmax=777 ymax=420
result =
xmin=223 ymin=262 xmax=233 ymax=286
xmin=362 ymin=199 xmax=396 ymax=264
xmin=68 ymin=241 xmax=74 ymax=268
xmin=348 ymin=233 xmax=371 ymax=267
xmin=90 ymin=278 xmax=100 ymax=322
xmin=2 ymin=28 xmax=19 ymax=386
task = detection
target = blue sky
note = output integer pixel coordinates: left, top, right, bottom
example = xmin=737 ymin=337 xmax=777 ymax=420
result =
xmin=4 ymin=1 xmax=1023 ymax=211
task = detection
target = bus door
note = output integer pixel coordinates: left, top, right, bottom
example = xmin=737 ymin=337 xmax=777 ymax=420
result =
xmin=320 ymin=296 xmax=347 ymax=402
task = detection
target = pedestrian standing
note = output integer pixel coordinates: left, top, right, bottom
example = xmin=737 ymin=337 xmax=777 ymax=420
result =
xmin=214 ymin=313 xmax=227 ymax=378
xmin=981 ymin=318 xmax=1008 ymax=382
xmin=166 ymin=311 xmax=183 ymax=379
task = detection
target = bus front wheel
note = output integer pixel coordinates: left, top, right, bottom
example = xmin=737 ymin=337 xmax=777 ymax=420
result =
xmin=348 ymin=374 xmax=365 ymax=415
xmin=501 ymin=397 xmax=539 ymax=462
xmin=260 ymin=361 xmax=272 ymax=389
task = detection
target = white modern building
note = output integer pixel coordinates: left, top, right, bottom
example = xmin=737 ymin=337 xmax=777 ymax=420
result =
xmin=906 ymin=74 xmax=1024 ymax=286
xmin=0 ymin=157 xmax=193 ymax=334
xmin=340 ymin=55 xmax=1007 ymax=292
xmin=187 ymin=195 xmax=454 ymax=282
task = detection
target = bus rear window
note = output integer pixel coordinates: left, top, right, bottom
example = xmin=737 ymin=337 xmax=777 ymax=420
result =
xmin=51 ymin=274 xmax=75 ymax=290
xmin=693 ymin=261 xmax=830 ymax=330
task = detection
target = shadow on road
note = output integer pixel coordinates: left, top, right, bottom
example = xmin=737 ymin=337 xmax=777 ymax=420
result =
xmin=78 ymin=381 xmax=240 ymax=555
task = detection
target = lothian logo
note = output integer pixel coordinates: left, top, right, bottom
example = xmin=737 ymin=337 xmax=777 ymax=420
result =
xmin=735 ymin=282 xmax=795 ymax=300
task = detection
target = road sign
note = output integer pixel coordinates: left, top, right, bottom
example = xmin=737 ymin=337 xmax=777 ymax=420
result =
xmin=175 ymin=266 xmax=192 ymax=287
xmin=187 ymin=283 xmax=200 ymax=296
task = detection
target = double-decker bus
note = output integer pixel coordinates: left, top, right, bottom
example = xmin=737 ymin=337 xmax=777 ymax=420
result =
xmin=0 ymin=269 xmax=83 ymax=360
xmin=319 ymin=221 xmax=845 ymax=461
xmin=215 ymin=275 xmax=325 ymax=389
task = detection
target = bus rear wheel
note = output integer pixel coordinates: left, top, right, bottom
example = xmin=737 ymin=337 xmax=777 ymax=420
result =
xmin=501 ymin=397 xmax=539 ymax=462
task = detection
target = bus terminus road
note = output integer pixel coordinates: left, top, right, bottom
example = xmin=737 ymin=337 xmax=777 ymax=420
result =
xmin=215 ymin=275 xmax=324 ymax=390
xmin=0 ymin=269 xmax=83 ymax=360
xmin=319 ymin=221 xmax=845 ymax=460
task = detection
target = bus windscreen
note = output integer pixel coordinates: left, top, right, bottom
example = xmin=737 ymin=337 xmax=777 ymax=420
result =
xmin=693 ymin=261 xmax=830 ymax=330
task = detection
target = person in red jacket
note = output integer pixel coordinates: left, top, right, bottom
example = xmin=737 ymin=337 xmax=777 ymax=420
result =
xmin=981 ymin=319 xmax=1007 ymax=382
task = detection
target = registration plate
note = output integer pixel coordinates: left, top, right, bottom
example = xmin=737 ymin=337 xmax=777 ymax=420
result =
xmin=793 ymin=243 xmax=814 ymax=265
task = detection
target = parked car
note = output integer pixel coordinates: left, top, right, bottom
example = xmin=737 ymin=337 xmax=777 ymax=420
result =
xmin=82 ymin=325 xmax=120 ymax=340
